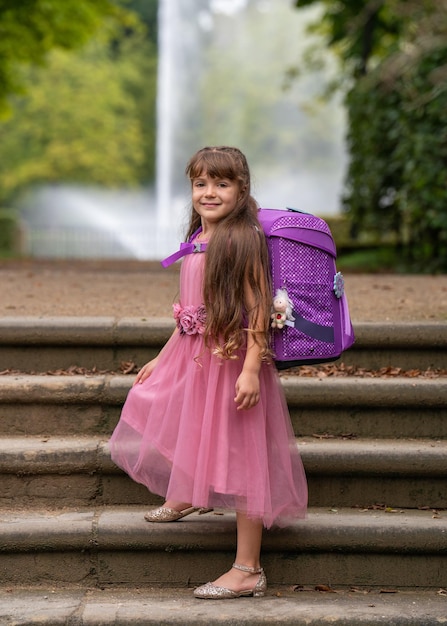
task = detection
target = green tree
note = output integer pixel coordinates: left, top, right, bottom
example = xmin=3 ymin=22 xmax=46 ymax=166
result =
xmin=118 ymin=0 xmax=158 ymax=182
xmin=0 ymin=30 xmax=156 ymax=202
xmin=124 ymin=0 xmax=158 ymax=45
xmin=295 ymin=0 xmax=402 ymax=77
xmin=295 ymin=0 xmax=447 ymax=271
xmin=346 ymin=41 xmax=447 ymax=271
xmin=0 ymin=0 xmax=132 ymax=115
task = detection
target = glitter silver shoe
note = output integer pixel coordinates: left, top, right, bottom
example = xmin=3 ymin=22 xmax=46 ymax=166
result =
xmin=144 ymin=506 xmax=212 ymax=522
xmin=194 ymin=563 xmax=267 ymax=599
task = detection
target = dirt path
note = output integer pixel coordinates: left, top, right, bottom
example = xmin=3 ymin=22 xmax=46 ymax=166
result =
xmin=0 ymin=259 xmax=446 ymax=322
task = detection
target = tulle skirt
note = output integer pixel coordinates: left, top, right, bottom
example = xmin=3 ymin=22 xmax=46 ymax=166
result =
xmin=110 ymin=330 xmax=307 ymax=529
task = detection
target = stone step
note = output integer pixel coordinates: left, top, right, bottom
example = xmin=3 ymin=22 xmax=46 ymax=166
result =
xmin=1 ymin=586 xmax=447 ymax=625
xmin=1 ymin=318 xmax=446 ymax=371
xmin=1 ymin=375 xmax=446 ymax=439
xmin=1 ymin=436 xmax=446 ymax=509
xmin=0 ymin=507 xmax=446 ymax=589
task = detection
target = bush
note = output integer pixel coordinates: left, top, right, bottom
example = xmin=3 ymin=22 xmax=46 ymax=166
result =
xmin=0 ymin=209 xmax=20 ymax=256
xmin=344 ymin=45 xmax=447 ymax=273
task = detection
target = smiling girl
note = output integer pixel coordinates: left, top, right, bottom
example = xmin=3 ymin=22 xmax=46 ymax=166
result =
xmin=109 ymin=146 xmax=307 ymax=599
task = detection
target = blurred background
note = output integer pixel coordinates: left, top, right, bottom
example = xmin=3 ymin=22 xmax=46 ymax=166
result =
xmin=0 ymin=0 xmax=446 ymax=272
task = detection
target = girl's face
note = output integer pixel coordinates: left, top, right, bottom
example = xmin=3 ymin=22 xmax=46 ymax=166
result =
xmin=191 ymin=171 xmax=240 ymax=233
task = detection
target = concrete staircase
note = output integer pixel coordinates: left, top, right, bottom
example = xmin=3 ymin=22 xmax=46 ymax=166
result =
xmin=0 ymin=318 xmax=446 ymax=625
xmin=1 ymin=317 xmax=446 ymax=372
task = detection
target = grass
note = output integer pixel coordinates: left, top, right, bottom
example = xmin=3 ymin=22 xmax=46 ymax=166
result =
xmin=337 ymin=246 xmax=400 ymax=273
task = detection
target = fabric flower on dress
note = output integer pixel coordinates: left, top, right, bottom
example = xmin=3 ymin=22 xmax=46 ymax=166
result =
xmin=173 ymin=303 xmax=206 ymax=335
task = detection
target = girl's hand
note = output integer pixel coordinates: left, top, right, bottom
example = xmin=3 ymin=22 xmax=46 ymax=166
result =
xmin=133 ymin=357 xmax=159 ymax=386
xmin=234 ymin=369 xmax=260 ymax=410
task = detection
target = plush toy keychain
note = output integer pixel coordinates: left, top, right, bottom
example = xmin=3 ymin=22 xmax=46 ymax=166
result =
xmin=271 ymin=288 xmax=295 ymax=329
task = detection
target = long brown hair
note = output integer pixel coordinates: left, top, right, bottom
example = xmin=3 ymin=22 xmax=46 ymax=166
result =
xmin=185 ymin=146 xmax=272 ymax=360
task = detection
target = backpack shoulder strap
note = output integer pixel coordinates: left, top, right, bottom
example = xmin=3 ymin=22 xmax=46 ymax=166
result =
xmin=161 ymin=228 xmax=207 ymax=268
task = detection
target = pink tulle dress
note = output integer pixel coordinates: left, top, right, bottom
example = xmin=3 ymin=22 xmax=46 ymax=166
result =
xmin=109 ymin=247 xmax=307 ymax=529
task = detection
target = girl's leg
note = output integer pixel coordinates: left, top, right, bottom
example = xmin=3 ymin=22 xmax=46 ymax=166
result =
xmin=211 ymin=512 xmax=263 ymax=593
xmin=163 ymin=500 xmax=193 ymax=511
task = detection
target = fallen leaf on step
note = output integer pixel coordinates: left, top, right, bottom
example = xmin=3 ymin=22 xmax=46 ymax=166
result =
xmin=379 ymin=589 xmax=398 ymax=594
xmin=280 ymin=364 xmax=447 ymax=378
xmin=315 ymin=584 xmax=336 ymax=593
xmin=350 ymin=587 xmax=368 ymax=594
xmin=354 ymin=503 xmax=387 ymax=511
xmin=120 ymin=361 xmax=138 ymax=374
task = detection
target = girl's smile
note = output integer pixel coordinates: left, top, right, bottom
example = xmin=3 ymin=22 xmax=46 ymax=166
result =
xmin=192 ymin=172 xmax=240 ymax=234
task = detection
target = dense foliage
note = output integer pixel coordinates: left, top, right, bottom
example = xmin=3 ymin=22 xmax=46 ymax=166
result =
xmin=0 ymin=0 xmax=127 ymax=114
xmin=345 ymin=43 xmax=447 ymax=272
xmin=0 ymin=0 xmax=158 ymax=203
xmin=296 ymin=0 xmax=447 ymax=272
xmin=0 ymin=34 xmax=155 ymax=201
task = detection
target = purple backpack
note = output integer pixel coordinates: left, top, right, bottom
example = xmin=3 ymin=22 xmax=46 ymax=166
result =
xmin=162 ymin=207 xmax=354 ymax=369
xmin=259 ymin=208 xmax=354 ymax=369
